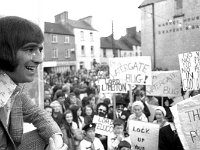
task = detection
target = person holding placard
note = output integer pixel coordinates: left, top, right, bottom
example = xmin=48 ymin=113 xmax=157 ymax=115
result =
xmin=107 ymin=119 xmax=131 ymax=150
xmin=95 ymin=102 xmax=109 ymax=150
xmin=126 ymin=101 xmax=148 ymax=132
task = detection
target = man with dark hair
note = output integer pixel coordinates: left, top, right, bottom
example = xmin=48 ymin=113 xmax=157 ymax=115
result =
xmin=0 ymin=16 xmax=67 ymax=150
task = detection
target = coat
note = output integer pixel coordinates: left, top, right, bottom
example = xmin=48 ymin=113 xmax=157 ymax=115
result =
xmin=0 ymin=80 xmax=62 ymax=150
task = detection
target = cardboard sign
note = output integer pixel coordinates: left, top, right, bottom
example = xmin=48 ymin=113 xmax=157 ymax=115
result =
xmin=178 ymin=51 xmax=200 ymax=91
xmin=171 ymin=94 xmax=200 ymax=150
xmin=128 ymin=120 xmax=159 ymax=150
xmin=109 ymin=57 xmax=152 ymax=85
xmin=96 ymin=79 xmax=128 ymax=93
xmin=92 ymin=115 xmax=114 ymax=136
xmin=146 ymin=71 xmax=182 ymax=97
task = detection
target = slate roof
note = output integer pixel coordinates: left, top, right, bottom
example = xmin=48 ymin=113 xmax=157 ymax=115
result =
xmin=100 ymin=34 xmax=121 ymax=49
xmin=44 ymin=22 xmax=74 ymax=36
xmin=68 ymin=19 xmax=97 ymax=31
xmin=139 ymin=0 xmax=166 ymax=8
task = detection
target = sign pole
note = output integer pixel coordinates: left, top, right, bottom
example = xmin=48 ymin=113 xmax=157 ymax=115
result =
xmin=113 ymin=93 xmax=116 ymax=120
xmin=129 ymin=84 xmax=133 ymax=113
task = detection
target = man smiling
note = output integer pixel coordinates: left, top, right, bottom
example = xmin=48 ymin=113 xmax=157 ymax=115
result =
xmin=0 ymin=16 xmax=67 ymax=150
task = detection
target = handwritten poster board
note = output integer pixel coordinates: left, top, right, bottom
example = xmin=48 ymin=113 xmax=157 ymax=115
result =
xmin=178 ymin=51 xmax=200 ymax=91
xmin=128 ymin=120 xmax=159 ymax=150
xmin=96 ymin=79 xmax=128 ymax=93
xmin=92 ymin=115 xmax=114 ymax=136
xmin=171 ymin=94 xmax=200 ymax=150
xmin=109 ymin=57 xmax=152 ymax=85
xmin=146 ymin=71 xmax=182 ymax=97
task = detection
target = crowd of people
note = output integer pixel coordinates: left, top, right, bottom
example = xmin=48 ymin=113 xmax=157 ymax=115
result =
xmin=43 ymin=67 xmax=200 ymax=150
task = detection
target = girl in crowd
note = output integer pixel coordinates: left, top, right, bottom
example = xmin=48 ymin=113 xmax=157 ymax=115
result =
xmin=62 ymin=109 xmax=78 ymax=150
xmin=83 ymin=104 xmax=95 ymax=125
xmin=71 ymin=105 xmax=85 ymax=129
xmin=153 ymin=106 xmax=169 ymax=128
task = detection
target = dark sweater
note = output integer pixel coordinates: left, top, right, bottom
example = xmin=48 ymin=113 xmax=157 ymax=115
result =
xmin=159 ymin=124 xmax=184 ymax=150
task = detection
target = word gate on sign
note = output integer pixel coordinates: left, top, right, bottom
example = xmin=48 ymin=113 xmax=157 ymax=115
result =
xmin=146 ymin=71 xmax=182 ymax=97
xmin=178 ymin=51 xmax=200 ymax=91
xmin=109 ymin=57 xmax=152 ymax=85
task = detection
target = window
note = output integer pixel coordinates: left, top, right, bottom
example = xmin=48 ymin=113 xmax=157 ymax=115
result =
xmin=81 ymin=45 xmax=85 ymax=56
xmin=80 ymin=31 xmax=84 ymax=41
xmin=64 ymin=36 xmax=69 ymax=43
xmin=65 ymin=49 xmax=70 ymax=58
xmin=52 ymin=48 xmax=58 ymax=58
xmin=90 ymin=32 xmax=94 ymax=42
xmin=103 ymin=49 xmax=106 ymax=57
xmin=124 ymin=52 xmax=127 ymax=57
xmin=175 ymin=0 xmax=183 ymax=9
xmin=52 ymin=35 xmax=57 ymax=43
xmin=91 ymin=46 xmax=94 ymax=56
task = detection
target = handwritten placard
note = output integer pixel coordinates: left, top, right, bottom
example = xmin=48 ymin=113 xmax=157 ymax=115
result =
xmin=146 ymin=71 xmax=182 ymax=97
xmin=92 ymin=115 xmax=114 ymax=136
xmin=128 ymin=120 xmax=159 ymax=150
xmin=96 ymin=79 xmax=128 ymax=93
xmin=109 ymin=57 xmax=152 ymax=85
xmin=0 ymin=73 xmax=16 ymax=107
xmin=178 ymin=51 xmax=200 ymax=91
xmin=171 ymin=94 xmax=200 ymax=150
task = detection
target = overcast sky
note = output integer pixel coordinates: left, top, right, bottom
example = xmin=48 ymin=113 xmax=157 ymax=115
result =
xmin=0 ymin=0 xmax=144 ymax=39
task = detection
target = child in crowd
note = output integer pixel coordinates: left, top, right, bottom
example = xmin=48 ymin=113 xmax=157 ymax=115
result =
xmin=80 ymin=123 xmax=104 ymax=150
xmin=108 ymin=119 xmax=131 ymax=150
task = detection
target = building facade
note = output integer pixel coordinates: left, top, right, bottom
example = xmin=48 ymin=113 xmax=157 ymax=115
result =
xmin=55 ymin=11 xmax=100 ymax=70
xmin=139 ymin=0 xmax=200 ymax=70
xmin=43 ymin=22 xmax=76 ymax=73
xmin=100 ymin=27 xmax=141 ymax=65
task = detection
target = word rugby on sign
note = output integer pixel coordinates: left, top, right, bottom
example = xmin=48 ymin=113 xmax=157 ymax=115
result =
xmin=178 ymin=51 xmax=200 ymax=91
xmin=171 ymin=94 xmax=200 ymax=150
xmin=109 ymin=57 xmax=152 ymax=85
xmin=128 ymin=120 xmax=159 ymax=150
xmin=146 ymin=71 xmax=182 ymax=97
xmin=92 ymin=115 xmax=114 ymax=136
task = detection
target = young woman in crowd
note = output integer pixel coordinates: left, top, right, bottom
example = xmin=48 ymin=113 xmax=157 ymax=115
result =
xmin=153 ymin=106 xmax=169 ymax=128
xmin=70 ymin=105 xmax=85 ymax=129
xmin=62 ymin=109 xmax=78 ymax=150
xmin=83 ymin=104 xmax=95 ymax=125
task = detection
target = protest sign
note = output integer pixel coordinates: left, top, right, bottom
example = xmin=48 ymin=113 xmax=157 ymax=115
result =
xmin=96 ymin=78 xmax=128 ymax=93
xmin=109 ymin=56 xmax=152 ymax=85
xmin=178 ymin=51 xmax=200 ymax=91
xmin=92 ymin=115 xmax=114 ymax=136
xmin=171 ymin=94 xmax=200 ymax=150
xmin=146 ymin=71 xmax=182 ymax=97
xmin=128 ymin=120 xmax=159 ymax=150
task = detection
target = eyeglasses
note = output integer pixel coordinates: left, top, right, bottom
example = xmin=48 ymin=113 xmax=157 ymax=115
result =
xmin=98 ymin=109 xmax=106 ymax=113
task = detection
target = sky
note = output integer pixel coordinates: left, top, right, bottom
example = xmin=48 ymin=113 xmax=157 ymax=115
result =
xmin=0 ymin=0 xmax=144 ymax=39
